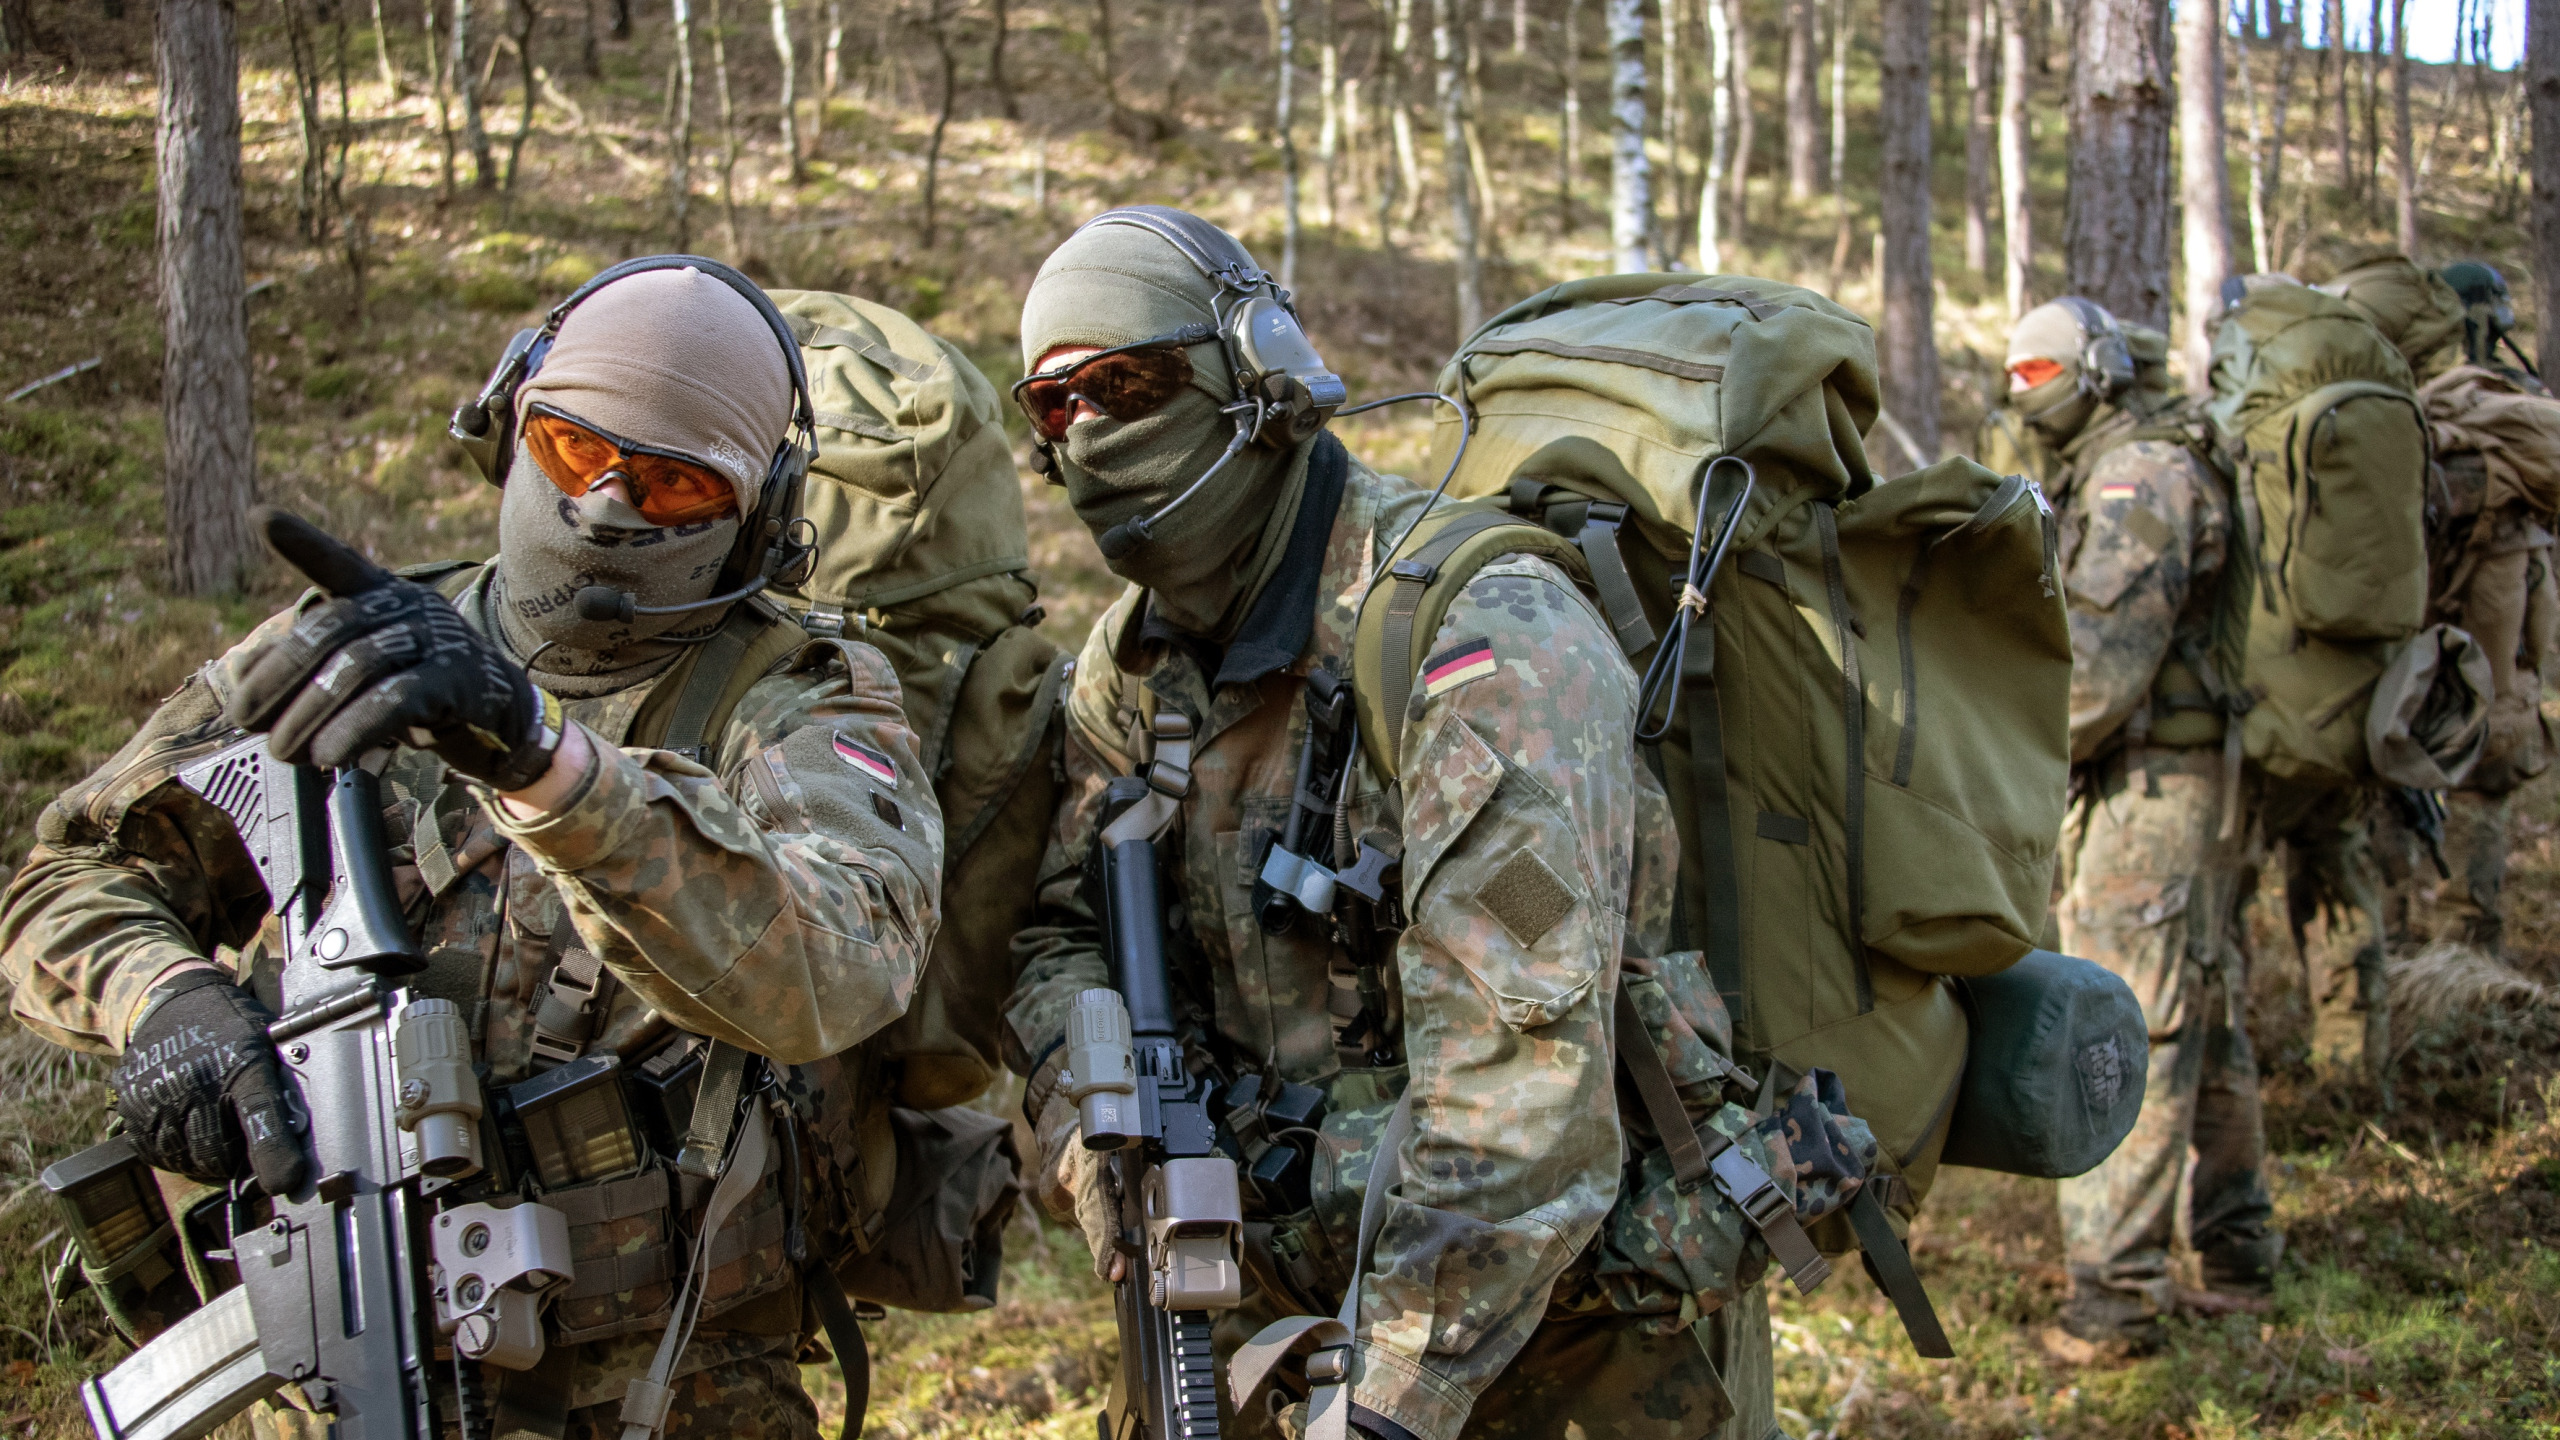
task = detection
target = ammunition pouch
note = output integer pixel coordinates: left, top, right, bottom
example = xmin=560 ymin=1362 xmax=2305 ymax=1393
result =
xmin=543 ymin=1139 xmax=795 ymax=1347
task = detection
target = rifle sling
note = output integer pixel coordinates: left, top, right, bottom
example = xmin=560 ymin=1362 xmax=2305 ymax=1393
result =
xmin=488 ymin=1340 xmax=579 ymax=1440
xmin=805 ymin=1262 xmax=871 ymax=1440
xmin=1846 ymin=1187 xmax=1954 ymax=1359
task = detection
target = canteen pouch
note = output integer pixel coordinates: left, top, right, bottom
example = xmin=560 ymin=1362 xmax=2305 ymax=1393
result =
xmin=1939 ymin=949 xmax=2147 ymax=1179
xmin=832 ymin=1105 xmax=1021 ymax=1313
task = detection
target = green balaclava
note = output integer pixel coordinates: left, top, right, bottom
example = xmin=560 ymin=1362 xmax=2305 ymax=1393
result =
xmin=2005 ymin=298 xmax=2111 ymax=444
xmin=1019 ymin=216 xmax=1308 ymax=640
xmin=495 ymin=266 xmax=794 ymax=697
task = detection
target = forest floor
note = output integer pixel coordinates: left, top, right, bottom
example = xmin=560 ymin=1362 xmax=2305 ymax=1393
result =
xmin=3 ymin=7 xmax=2555 ymax=1435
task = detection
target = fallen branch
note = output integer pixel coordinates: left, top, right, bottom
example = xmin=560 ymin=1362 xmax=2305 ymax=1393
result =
xmin=534 ymin=66 xmax=654 ymax=179
xmin=5 ymin=356 xmax=101 ymax=403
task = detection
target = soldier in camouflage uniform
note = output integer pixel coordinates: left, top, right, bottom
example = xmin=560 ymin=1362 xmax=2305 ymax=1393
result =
xmin=1984 ymin=298 xmax=2280 ymax=1349
xmin=1001 ymin=208 xmax=1755 ymax=1439
xmin=0 ymin=266 xmax=942 ymax=1438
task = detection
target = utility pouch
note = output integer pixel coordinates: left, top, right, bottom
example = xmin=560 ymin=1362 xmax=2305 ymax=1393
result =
xmin=41 ymin=1137 xmax=206 ymax=1343
xmin=1940 ymin=949 xmax=2148 ymax=1179
xmin=832 ymin=1105 xmax=1021 ymax=1314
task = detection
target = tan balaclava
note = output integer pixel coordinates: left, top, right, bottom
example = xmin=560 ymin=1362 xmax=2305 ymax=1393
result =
xmin=496 ymin=266 xmax=794 ymax=696
xmin=1020 ymin=216 xmax=1309 ymax=640
xmin=2005 ymin=298 xmax=2119 ymax=445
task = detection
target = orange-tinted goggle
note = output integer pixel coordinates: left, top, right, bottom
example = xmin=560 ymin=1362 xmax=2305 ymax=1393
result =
xmin=522 ymin=403 xmax=740 ymax=527
xmin=2007 ymin=357 xmax=2068 ymax=390
xmin=1011 ymin=338 xmax=1201 ymax=442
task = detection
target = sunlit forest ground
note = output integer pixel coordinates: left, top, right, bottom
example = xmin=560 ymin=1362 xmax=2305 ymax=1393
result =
xmin=2 ymin=0 xmax=2554 ymax=1431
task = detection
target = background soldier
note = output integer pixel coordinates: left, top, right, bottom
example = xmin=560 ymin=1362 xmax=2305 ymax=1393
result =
xmin=1003 ymin=208 xmax=1744 ymax=1438
xmin=0 ymin=262 xmax=942 ymax=1438
xmin=1985 ymin=297 xmax=2280 ymax=1350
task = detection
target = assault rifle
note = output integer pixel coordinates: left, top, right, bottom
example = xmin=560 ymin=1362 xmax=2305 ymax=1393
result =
xmin=1068 ymin=773 xmax=1245 ymax=1440
xmin=50 ymin=735 xmax=573 ymax=1440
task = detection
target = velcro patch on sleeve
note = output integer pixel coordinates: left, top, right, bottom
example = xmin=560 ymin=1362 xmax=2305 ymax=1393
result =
xmin=1473 ymin=847 xmax=1579 ymax=949
xmin=1422 ymin=637 xmax=1499 ymax=698
xmin=832 ymin=732 xmax=897 ymax=785
xmin=2096 ymin=481 xmax=2140 ymax=502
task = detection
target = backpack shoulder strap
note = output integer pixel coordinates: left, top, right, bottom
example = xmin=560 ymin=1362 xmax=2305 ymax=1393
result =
xmin=630 ymin=598 xmax=828 ymax=763
xmin=1350 ymin=498 xmax=1593 ymax=782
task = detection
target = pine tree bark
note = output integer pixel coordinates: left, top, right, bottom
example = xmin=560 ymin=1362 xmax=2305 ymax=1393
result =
xmin=1608 ymin=0 xmax=1653 ymax=270
xmin=2533 ymin=0 xmax=2558 ymax=370
xmin=159 ymin=0 xmax=257 ymax=597
xmin=2388 ymin=0 xmax=2411 ymax=251
xmin=2065 ymin=0 xmax=2171 ymax=329
xmin=1879 ymin=0 xmax=1940 ymax=466
xmin=1435 ymin=0 xmax=1483 ymax=325
xmin=1963 ymin=0 xmax=1991 ymax=274
xmin=1998 ymin=0 xmax=2030 ymax=313
xmin=2177 ymin=0 xmax=2233 ymax=385
xmin=1784 ymin=0 xmax=1817 ymax=196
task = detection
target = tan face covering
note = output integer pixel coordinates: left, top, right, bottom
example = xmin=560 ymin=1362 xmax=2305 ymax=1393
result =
xmin=495 ymin=266 xmax=795 ymax=695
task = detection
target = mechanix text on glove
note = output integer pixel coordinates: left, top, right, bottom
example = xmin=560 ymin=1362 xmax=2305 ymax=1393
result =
xmin=109 ymin=969 xmax=309 ymax=1197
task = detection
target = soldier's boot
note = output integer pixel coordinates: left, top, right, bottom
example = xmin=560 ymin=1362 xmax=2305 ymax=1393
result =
xmin=2060 ymin=1268 xmax=2175 ymax=1355
xmin=2197 ymin=1230 xmax=2285 ymax=1296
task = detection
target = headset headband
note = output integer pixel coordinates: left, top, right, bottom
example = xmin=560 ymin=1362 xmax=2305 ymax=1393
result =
xmin=1076 ymin=206 xmax=1281 ymax=305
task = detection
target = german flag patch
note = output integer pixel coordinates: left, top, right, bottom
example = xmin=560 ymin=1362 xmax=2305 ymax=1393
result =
xmin=2097 ymin=481 xmax=2140 ymax=502
xmin=1422 ymin=638 xmax=1499 ymax=698
xmin=832 ymin=733 xmax=897 ymax=785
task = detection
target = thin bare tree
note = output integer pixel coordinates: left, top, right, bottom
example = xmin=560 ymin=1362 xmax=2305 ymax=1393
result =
xmin=502 ymin=0 xmax=536 ymax=191
xmin=1727 ymin=0 xmax=1753 ymax=222
xmin=1608 ymin=0 xmax=1652 ymax=270
xmin=768 ymin=0 xmax=804 ymax=180
xmin=2388 ymin=0 xmax=2410 ymax=251
xmin=987 ymin=0 xmax=1018 ymax=118
xmin=1784 ymin=0 xmax=1817 ymax=196
xmin=1659 ymin=0 xmax=1686 ymax=257
xmin=2236 ymin=0 xmax=2301 ymax=274
xmin=1434 ymin=0 xmax=1484 ymax=325
xmin=1827 ymin=0 xmax=1850 ymax=282
xmin=919 ymin=0 xmax=959 ymax=245
xmin=669 ymin=0 xmax=696 ymax=247
xmin=1387 ymin=0 xmax=1420 ymax=235
xmin=2066 ymin=0 xmax=2172 ymax=329
xmin=1699 ymin=0 xmax=1731 ymax=268
xmin=371 ymin=0 xmax=398 ymax=91
xmin=707 ymin=0 xmax=743 ymax=255
xmin=1963 ymin=0 xmax=1992 ymax=274
xmin=2534 ymin=0 xmax=2557 ymax=365
xmin=1319 ymin=8 xmax=1341 ymax=228
xmin=1999 ymin=0 xmax=2030 ymax=312
xmin=459 ymin=0 xmax=494 ymax=186
xmin=2178 ymin=0 xmax=2234 ymax=383
xmin=1280 ymin=0 xmax=1302 ymax=287
xmin=1561 ymin=0 xmax=1585 ymax=231
xmin=2326 ymin=0 xmax=2351 ymax=201
xmin=1879 ymin=0 xmax=1940 ymax=464
xmin=159 ymin=0 xmax=257 ymax=596
xmin=423 ymin=0 xmax=456 ymax=197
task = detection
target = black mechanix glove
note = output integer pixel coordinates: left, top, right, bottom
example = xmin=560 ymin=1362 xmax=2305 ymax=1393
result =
xmin=110 ymin=970 xmax=308 ymax=1196
xmin=225 ymin=508 xmax=560 ymax=790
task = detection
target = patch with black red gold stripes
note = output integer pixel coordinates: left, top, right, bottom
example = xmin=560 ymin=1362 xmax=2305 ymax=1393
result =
xmin=832 ymin=733 xmax=897 ymax=784
xmin=1422 ymin=638 xmax=1499 ymax=698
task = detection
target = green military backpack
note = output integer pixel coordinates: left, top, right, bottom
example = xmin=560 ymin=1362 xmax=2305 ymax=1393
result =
xmin=2205 ymin=280 xmax=2432 ymax=787
xmin=1360 ymin=276 xmax=2076 ymax=1228
xmin=763 ymin=291 xmax=1070 ymax=1112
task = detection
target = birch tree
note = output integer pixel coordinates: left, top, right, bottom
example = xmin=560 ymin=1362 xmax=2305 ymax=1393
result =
xmin=1879 ymin=0 xmax=1940 ymax=464
xmin=1963 ymin=0 xmax=1992 ymax=274
xmin=1998 ymin=0 xmax=2030 ymax=313
xmin=2066 ymin=0 xmax=2172 ymax=329
xmin=1435 ymin=0 xmax=1484 ymax=324
xmin=1727 ymin=0 xmax=1753 ymax=220
xmin=1561 ymin=0 xmax=1584 ymax=230
xmin=1699 ymin=0 xmax=1731 ymax=268
xmin=1827 ymin=0 xmax=1849 ymax=279
xmin=2388 ymin=0 xmax=2410 ymax=251
xmin=1609 ymin=0 xmax=1653 ymax=271
xmin=159 ymin=0 xmax=257 ymax=596
xmin=2177 ymin=0 xmax=2234 ymax=383
xmin=669 ymin=0 xmax=696 ymax=246
xmin=1784 ymin=0 xmax=1817 ymax=196
xmin=457 ymin=0 xmax=493 ymax=187
xmin=772 ymin=0 xmax=804 ymax=180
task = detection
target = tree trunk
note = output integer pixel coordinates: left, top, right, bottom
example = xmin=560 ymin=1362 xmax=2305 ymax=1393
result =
xmin=1319 ymin=18 xmax=1341 ymax=229
xmin=1433 ymin=0 xmax=1483 ymax=326
xmin=424 ymin=0 xmax=456 ymax=198
xmin=1878 ymin=0 xmax=1938 ymax=467
xmin=283 ymin=0 xmax=327 ymax=241
xmin=1784 ymin=0 xmax=1816 ymax=196
xmin=458 ymin=0 xmax=493 ymax=187
xmin=158 ymin=0 xmax=257 ymax=597
xmin=669 ymin=0 xmax=695 ymax=247
xmin=764 ymin=0 xmax=802 ymax=180
xmin=1280 ymin=0 xmax=1302 ymax=288
xmin=2326 ymin=0 xmax=2351 ymax=200
xmin=502 ymin=0 xmax=536 ymax=192
xmin=1515 ymin=0 xmax=1527 ymax=53
xmin=2065 ymin=0 xmax=2171 ymax=329
xmin=1658 ymin=0 xmax=1685 ymax=259
xmin=372 ymin=0 xmax=398 ymax=91
xmin=921 ymin=0 xmax=957 ymax=245
xmin=2389 ymin=0 xmax=2411 ymax=251
xmin=1963 ymin=0 xmax=1991 ymax=273
xmin=1608 ymin=0 xmax=1652 ymax=271
xmin=2177 ymin=0 xmax=2232 ymax=385
xmin=1998 ymin=0 xmax=2030 ymax=312
xmin=2361 ymin=0 xmax=2379 ymax=208
xmin=1828 ymin=0 xmax=1850 ymax=281
xmin=1700 ymin=0 xmax=1730 ymax=269
xmin=2237 ymin=1 xmax=2299 ymax=274
xmin=708 ymin=0 xmax=742 ymax=255
xmin=1562 ymin=0 xmax=1584 ymax=231
xmin=1389 ymin=0 xmax=1421 ymax=234
xmin=983 ymin=0 xmax=1017 ymax=119
xmin=2533 ymin=0 xmax=2558 ymax=371
xmin=1727 ymin=0 xmax=1753 ymax=222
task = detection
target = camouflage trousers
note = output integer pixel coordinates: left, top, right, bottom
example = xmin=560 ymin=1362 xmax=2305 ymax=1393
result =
xmin=2055 ymin=750 xmax=2276 ymax=1305
xmin=2264 ymin=780 xmax=2391 ymax=1082
xmin=2377 ymin=787 xmax=2516 ymax=955
xmin=239 ymin=1344 xmax=821 ymax=1440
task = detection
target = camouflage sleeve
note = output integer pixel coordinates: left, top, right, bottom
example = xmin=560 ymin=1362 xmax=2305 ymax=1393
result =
xmin=489 ymin=637 xmax=942 ymax=1066
xmin=2062 ymin=441 xmax=2208 ymax=761
xmin=1349 ymin=556 xmax=1644 ymax=1440
xmin=0 ymin=610 xmax=304 ymax=1053
xmin=1002 ymin=604 xmax=1131 ymax=1091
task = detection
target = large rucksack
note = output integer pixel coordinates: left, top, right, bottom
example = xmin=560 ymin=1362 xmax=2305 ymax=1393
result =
xmin=1362 ymin=276 xmax=2075 ymax=1230
xmin=762 ymin=290 xmax=1071 ymax=1112
xmin=2322 ymin=252 xmax=2467 ymax=380
xmin=2205 ymin=281 xmax=2433 ymax=786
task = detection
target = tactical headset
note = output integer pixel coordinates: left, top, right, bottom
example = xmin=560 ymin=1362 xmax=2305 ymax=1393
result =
xmin=1031 ymin=206 xmax=1348 ymax=558
xmin=2055 ymin=296 xmax=2137 ymax=404
xmin=447 ymin=255 xmax=818 ymax=622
